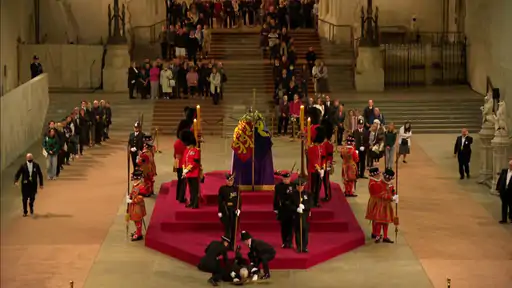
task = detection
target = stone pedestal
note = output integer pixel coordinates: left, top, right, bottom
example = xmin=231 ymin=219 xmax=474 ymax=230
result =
xmin=103 ymin=45 xmax=130 ymax=92
xmin=477 ymin=123 xmax=494 ymax=187
xmin=355 ymin=47 xmax=384 ymax=92
xmin=491 ymin=132 xmax=511 ymax=195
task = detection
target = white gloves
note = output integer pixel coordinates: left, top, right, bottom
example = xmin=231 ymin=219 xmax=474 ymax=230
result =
xmin=126 ymin=196 xmax=132 ymax=204
xmin=274 ymin=210 xmax=278 ymax=214
xmin=299 ymin=204 xmax=305 ymax=210
xmin=183 ymin=169 xmax=189 ymax=175
xmin=319 ymin=170 xmax=325 ymax=178
xmin=359 ymin=147 xmax=365 ymax=151
xmin=326 ymin=166 xmax=331 ymax=171
xmin=236 ymin=209 xmax=240 ymax=216
xmin=230 ymin=271 xmax=236 ymax=278
xmin=218 ymin=213 xmax=222 ymax=218
xmin=252 ymin=274 xmax=258 ymax=281
xmin=233 ymin=278 xmax=240 ymax=283
xmin=130 ymin=147 xmax=136 ymax=152
xmin=392 ymin=195 xmax=399 ymax=203
xmin=297 ymin=207 xmax=303 ymax=213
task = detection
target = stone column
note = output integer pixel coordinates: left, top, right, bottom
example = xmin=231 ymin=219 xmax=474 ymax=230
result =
xmin=477 ymin=122 xmax=494 ymax=187
xmin=491 ymin=132 xmax=511 ymax=195
xmin=103 ymin=45 xmax=130 ymax=92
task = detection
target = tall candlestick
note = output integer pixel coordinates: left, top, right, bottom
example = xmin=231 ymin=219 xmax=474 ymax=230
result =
xmin=299 ymin=105 xmax=304 ymax=131
xmin=196 ymin=105 xmax=201 ymax=131
xmin=307 ymin=117 xmax=311 ymax=146
xmin=193 ymin=119 xmax=198 ymax=141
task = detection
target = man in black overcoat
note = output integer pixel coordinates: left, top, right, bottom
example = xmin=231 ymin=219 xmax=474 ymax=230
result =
xmin=496 ymin=159 xmax=512 ymax=224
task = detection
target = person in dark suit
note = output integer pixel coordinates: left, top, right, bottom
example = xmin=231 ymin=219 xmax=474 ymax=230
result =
xmin=128 ymin=122 xmax=145 ymax=170
xmin=322 ymin=95 xmax=333 ymax=120
xmin=353 ymin=118 xmax=370 ymax=178
xmin=332 ymin=103 xmax=346 ymax=145
xmin=197 ymin=236 xmax=231 ymax=286
xmin=14 ymin=153 xmax=44 ymax=217
xmin=496 ymin=160 xmax=512 ymax=224
xmin=453 ymin=128 xmax=473 ymax=179
xmin=128 ymin=62 xmax=139 ymax=99
xmin=240 ymin=231 xmax=275 ymax=280
xmin=30 ymin=55 xmax=43 ymax=79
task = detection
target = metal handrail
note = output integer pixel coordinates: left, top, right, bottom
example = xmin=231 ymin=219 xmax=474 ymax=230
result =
xmin=317 ymin=18 xmax=357 ymax=89
xmin=131 ymin=19 xmax=167 ymax=46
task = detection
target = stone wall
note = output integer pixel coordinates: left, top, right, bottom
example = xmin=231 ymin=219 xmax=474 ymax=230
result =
xmin=0 ymin=74 xmax=49 ymax=171
xmin=465 ymin=0 xmax=512 ymax=133
xmin=0 ymin=0 xmax=35 ymax=95
xmin=19 ymin=45 xmax=104 ymax=89
xmin=319 ymin=0 xmax=444 ymax=44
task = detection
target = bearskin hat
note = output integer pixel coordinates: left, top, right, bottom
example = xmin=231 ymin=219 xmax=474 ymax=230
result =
xmin=307 ymin=107 xmax=321 ymax=125
xmin=179 ymin=130 xmax=196 ymax=146
xmin=313 ymin=126 xmax=326 ymax=144
xmin=322 ymin=118 xmax=334 ymax=140
xmin=185 ymin=107 xmax=197 ymax=123
xmin=176 ymin=119 xmax=191 ymax=138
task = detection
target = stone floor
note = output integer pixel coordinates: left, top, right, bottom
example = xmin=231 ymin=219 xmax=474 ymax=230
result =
xmin=1 ymin=130 xmax=511 ymax=288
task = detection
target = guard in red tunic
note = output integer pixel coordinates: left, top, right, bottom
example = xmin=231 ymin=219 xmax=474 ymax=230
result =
xmin=365 ymin=168 xmax=398 ymax=243
xmin=127 ymin=170 xmax=147 ymax=241
xmin=174 ymin=130 xmax=188 ymax=203
xmin=181 ymin=130 xmax=201 ymax=209
xmin=321 ymin=122 xmax=334 ymax=202
xmin=366 ymin=167 xmax=382 ymax=239
xmin=340 ymin=135 xmax=359 ymax=197
xmin=136 ymin=135 xmax=155 ymax=197
xmin=307 ymin=127 xmax=325 ymax=207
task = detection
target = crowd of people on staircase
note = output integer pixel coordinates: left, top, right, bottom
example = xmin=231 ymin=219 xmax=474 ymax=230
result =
xmin=165 ymin=0 xmax=319 ymax=30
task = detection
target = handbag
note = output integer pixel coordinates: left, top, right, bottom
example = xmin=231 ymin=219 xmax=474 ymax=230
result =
xmin=169 ymin=79 xmax=176 ymax=87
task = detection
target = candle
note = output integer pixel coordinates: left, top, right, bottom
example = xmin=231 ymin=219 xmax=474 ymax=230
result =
xmin=299 ymin=105 xmax=304 ymax=131
xmin=196 ymin=105 xmax=201 ymax=131
xmin=193 ymin=119 xmax=198 ymax=141
xmin=307 ymin=117 xmax=311 ymax=146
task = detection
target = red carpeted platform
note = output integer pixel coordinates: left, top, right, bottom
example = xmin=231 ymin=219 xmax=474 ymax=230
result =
xmin=145 ymin=171 xmax=365 ymax=269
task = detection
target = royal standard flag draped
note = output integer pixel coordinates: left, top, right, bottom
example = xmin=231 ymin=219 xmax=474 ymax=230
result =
xmin=231 ymin=113 xmax=274 ymax=188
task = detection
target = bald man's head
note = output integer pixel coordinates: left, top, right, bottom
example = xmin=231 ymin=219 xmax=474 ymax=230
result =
xmin=461 ymin=128 xmax=468 ymax=136
xmin=26 ymin=153 xmax=33 ymax=162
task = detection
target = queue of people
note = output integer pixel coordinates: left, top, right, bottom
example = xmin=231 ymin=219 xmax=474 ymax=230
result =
xmin=41 ymin=100 xmax=112 ymax=180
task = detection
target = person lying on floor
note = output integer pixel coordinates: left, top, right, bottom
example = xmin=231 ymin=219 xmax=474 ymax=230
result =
xmin=222 ymin=245 xmax=257 ymax=284
xmin=197 ymin=236 xmax=230 ymax=286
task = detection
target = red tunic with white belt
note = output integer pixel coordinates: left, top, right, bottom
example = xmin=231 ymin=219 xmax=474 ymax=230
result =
xmin=184 ymin=146 xmax=201 ymax=178
xmin=173 ymin=139 xmax=186 ymax=170
xmin=322 ymin=140 xmax=334 ymax=169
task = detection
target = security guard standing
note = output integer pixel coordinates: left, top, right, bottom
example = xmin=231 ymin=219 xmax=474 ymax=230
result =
xmin=198 ymin=236 xmax=231 ymax=286
xmin=292 ymin=177 xmax=312 ymax=253
xmin=217 ymin=173 xmax=241 ymax=249
xmin=273 ymin=170 xmax=295 ymax=248
xmin=128 ymin=122 xmax=145 ymax=170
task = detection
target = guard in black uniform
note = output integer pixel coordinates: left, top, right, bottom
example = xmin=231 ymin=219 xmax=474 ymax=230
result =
xmin=218 ymin=173 xmax=241 ymax=249
xmin=240 ymin=231 xmax=275 ymax=280
xmin=128 ymin=122 xmax=145 ymax=170
xmin=198 ymin=236 xmax=231 ymax=287
xmin=292 ymin=177 xmax=312 ymax=253
xmin=273 ymin=170 xmax=295 ymax=248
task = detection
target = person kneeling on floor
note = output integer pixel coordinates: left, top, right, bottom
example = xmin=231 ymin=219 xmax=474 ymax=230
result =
xmin=198 ymin=236 xmax=231 ymax=286
xmin=240 ymin=231 xmax=276 ymax=280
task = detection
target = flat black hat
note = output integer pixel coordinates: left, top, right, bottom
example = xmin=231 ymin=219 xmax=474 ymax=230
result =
xmin=221 ymin=236 xmax=231 ymax=243
xmin=225 ymin=172 xmax=235 ymax=180
xmin=383 ymin=168 xmax=395 ymax=178
xmin=240 ymin=231 xmax=252 ymax=241
xmin=143 ymin=135 xmax=153 ymax=141
xmin=280 ymin=170 xmax=291 ymax=178
xmin=292 ymin=177 xmax=308 ymax=186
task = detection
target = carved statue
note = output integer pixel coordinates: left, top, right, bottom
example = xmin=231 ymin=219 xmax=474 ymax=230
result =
xmin=494 ymin=101 xmax=508 ymax=135
xmin=481 ymin=92 xmax=496 ymax=125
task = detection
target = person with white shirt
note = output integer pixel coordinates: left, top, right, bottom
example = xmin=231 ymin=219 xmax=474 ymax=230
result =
xmin=397 ymin=121 xmax=412 ymax=163
xmin=496 ymin=159 xmax=512 ymax=224
xmin=14 ymin=153 xmax=44 ymax=217
xmin=128 ymin=122 xmax=145 ymax=170
xmin=453 ymin=128 xmax=473 ymax=179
